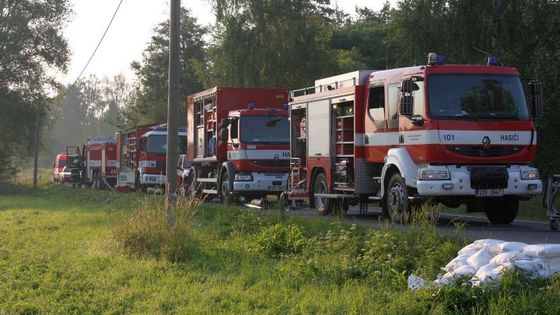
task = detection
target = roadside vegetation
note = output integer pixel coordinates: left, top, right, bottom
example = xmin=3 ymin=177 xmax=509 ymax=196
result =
xmin=1 ymin=177 xmax=559 ymax=313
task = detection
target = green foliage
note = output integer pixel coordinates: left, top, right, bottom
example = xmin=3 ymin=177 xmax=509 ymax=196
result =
xmin=207 ymin=0 xmax=341 ymax=88
xmin=125 ymin=8 xmax=207 ymax=127
xmin=255 ymin=224 xmax=305 ymax=257
xmin=0 ymin=0 xmax=70 ymax=176
xmin=113 ymin=196 xmax=200 ymax=263
xmin=1 ymin=180 xmax=560 ymax=313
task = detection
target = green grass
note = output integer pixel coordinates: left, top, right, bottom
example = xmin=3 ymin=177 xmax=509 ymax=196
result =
xmin=1 ymin=177 xmax=559 ymax=314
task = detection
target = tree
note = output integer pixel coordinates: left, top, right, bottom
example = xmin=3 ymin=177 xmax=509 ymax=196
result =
xmin=206 ymin=0 xmax=341 ymax=89
xmin=125 ymin=8 xmax=207 ymax=127
xmin=47 ymin=75 xmax=131 ymax=159
xmin=0 ymin=0 xmax=71 ymax=176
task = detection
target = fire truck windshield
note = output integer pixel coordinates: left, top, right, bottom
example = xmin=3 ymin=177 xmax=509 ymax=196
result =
xmin=428 ymin=74 xmax=529 ymax=120
xmin=240 ymin=115 xmax=289 ymax=144
xmin=146 ymin=135 xmax=187 ymax=154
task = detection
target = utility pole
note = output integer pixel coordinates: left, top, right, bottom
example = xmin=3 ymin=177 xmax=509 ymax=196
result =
xmin=32 ymin=101 xmax=41 ymax=189
xmin=165 ymin=0 xmax=181 ymax=227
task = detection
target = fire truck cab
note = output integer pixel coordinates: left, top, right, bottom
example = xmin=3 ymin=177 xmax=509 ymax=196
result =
xmin=187 ymin=87 xmax=290 ymax=202
xmin=285 ymin=53 xmax=543 ymax=224
xmin=115 ymin=124 xmax=187 ymax=192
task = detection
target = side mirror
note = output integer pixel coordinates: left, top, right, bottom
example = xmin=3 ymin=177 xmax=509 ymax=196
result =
xmin=528 ymin=81 xmax=543 ymax=118
xmin=221 ymin=117 xmax=229 ymax=128
xmin=400 ymin=79 xmax=418 ymax=116
xmin=219 ymin=128 xmax=228 ymax=145
xmin=400 ymin=95 xmax=414 ymax=116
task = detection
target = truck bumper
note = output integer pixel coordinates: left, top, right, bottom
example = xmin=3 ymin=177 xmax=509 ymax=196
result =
xmin=233 ymin=172 xmax=288 ymax=193
xmin=140 ymin=174 xmax=166 ymax=186
xmin=416 ymin=165 xmax=542 ymax=197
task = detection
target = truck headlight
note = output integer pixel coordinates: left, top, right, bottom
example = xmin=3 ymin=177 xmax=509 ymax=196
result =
xmin=234 ymin=173 xmax=253 ymax=181
xmin=418 ymin=169 xmax=450 ymax=180
xmin=520 ymin=168 xmax=539 ymax=180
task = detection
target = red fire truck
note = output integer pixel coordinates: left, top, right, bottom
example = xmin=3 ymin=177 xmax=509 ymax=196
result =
xmin=80 ymin=137 xmax=118 ymax=189
xmin=115 ymin=124 xmax=187 ymax=192
xmin=283 ymin=53 xmax=543 ymax=224
xmin=186 ymin=87 xmax=290 ymax=202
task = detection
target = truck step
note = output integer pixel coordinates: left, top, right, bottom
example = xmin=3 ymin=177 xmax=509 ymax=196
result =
xmin=202 ymin=189 xmax=218 ymax=194
xmin=197 ymin=178 xmax=218 ymax=183
xmin=315 ymin=193 xmax=356 ymax=199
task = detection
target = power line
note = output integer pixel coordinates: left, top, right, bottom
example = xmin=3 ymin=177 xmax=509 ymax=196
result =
xmin=62 ymin=0 xmax=125 ymax=98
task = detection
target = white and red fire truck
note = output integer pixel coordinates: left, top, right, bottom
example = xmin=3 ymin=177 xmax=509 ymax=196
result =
xmin=186 ymin=87 xmax=290 ymax=202
xmin=283 ymin=53 xmax=543 ymax=224
xmin=115 ymin=124 xmax=187 ymax=192
xmin=80 ymin=137 xmax=118 ymax=189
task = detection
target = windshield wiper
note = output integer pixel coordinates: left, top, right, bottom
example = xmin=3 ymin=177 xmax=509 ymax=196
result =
xmin=475 ymin=114 xmax=519 ymax=120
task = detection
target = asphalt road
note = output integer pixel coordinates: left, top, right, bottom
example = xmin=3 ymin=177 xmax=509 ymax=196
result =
xmin=284 ymin=205 xmax=560 ymax=244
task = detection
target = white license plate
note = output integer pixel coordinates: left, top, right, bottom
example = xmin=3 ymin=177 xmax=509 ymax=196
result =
xmin=268 ymin=185 xmax=285 ymax=192
xmin=476 ymin=189 xmax=503 ymax=197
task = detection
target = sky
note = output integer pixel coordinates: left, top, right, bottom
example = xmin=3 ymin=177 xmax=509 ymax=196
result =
xmin=61 ymin=0 xmax=396 ymax=85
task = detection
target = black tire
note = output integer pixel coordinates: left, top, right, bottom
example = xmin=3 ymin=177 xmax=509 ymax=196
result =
xmin=484 ymin=197 xmax=519 ymax=224
xmin=550 ymin=219 xmax=559 ymax=231
xmin=189 ymin=167 xmax=201 ymax=197
xmin=313 ymin=173 xmax=333 ymax=216
xmin=134 ymin=174 xmax=147 ymax=193
xmin=332 ymin=200 xmax=349 ymax=216
xmin=277 ymin=191 xmax=289 ymax=211
xmin=383 ymin=173 xmax=411 ymax=223
xmin=220 ymin=169 xmax=235 ymax=204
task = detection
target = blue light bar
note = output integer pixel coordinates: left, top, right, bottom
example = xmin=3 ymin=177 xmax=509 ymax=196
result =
xmin=487 ymin=55 xmax=499 ymax=66
xmin=248 ymin=102 xmax=255 ymax=110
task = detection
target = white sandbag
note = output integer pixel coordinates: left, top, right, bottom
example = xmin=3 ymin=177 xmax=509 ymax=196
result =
xmin=408 ymin=274 xmax=426 ymax=290
xmin=467 ymin=248 xmax=493 ymax=270
xmin=444 ymin=253 xmax=470 ymax=272
xmin=489 ymin=251 xmax=525 ymax=265
xmin=539 ymin=257 xmax=560 ymax=277
xmin=472 ymin=239 xmax=504 ymax=249
xmin=512 ymin=258 xmax=544 ymax=274
xmin=472 ymin=263 xmax=500 ymax=286
xmin=453 ymin=264 xmax=476 ymax=276
xmin=458 ymin=243 xmax=481 ymax=256
xmin=523 ymin=244 xmax=560 ymax=258
xmin=489 ymin=242 xmax=525 ymax=255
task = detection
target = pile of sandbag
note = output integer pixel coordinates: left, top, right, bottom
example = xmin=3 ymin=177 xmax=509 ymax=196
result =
xmin=408 ymin=239 xmax=560 ymax=289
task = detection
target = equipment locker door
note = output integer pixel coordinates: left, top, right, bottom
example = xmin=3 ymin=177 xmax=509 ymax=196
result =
xmin=307 ymin=99 xmax=331 ymax=158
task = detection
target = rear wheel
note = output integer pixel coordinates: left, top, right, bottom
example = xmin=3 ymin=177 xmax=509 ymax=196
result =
xmin=313 ymin=173 xmax=333 ymax=216
xmin=384 ymin=173 xmax=411 ymax=223
xmin=220 ymin=169 xmax=236 ymax=204
xmin=484 ymin=197 xmax=519 ymax=224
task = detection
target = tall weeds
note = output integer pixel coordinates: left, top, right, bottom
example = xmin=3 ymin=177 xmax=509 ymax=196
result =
xmin=113 ymin=196 xmax=200 ymax=262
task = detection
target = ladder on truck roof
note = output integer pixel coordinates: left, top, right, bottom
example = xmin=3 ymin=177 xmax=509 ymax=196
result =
xmin=290 ymin=70 xmax=376 ymax=98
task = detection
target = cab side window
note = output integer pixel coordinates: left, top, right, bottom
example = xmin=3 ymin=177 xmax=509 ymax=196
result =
xmin=388 ymin=84 xmax=399 ymax=120
xmin=229 ymin=118 xmax=239 ymax=141
xmin=368 ymin=86 xmax=385 ymax=121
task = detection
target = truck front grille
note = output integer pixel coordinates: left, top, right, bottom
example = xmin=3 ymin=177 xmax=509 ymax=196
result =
xmin=252 ymin=160 xmax=290 ymax=168
xmin=447 ymin=145 xmax=522 ymax=157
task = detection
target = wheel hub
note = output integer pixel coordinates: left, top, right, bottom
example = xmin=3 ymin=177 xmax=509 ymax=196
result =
xmin=389 ymin=184 xmax=404 ymax=215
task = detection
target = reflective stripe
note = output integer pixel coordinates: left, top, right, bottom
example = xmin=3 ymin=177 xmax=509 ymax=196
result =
xmin=227 ymin=149 xmax=290 ymax=160
xmin=362 ymin=130 xmax=533 ymax=146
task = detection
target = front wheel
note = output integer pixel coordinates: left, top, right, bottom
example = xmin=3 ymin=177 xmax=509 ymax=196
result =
xmin=313 ymin=173 xmax=333 ymax=216
xmin=220 ymin=169 xmax=236 ymax=204
xmin=484 ymin=197 xmax=518 ymax=224
xmin=189 ymin=167 xmax=202 ymax=197
xmin=383 ymin=173 xmax=411 ymax=223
